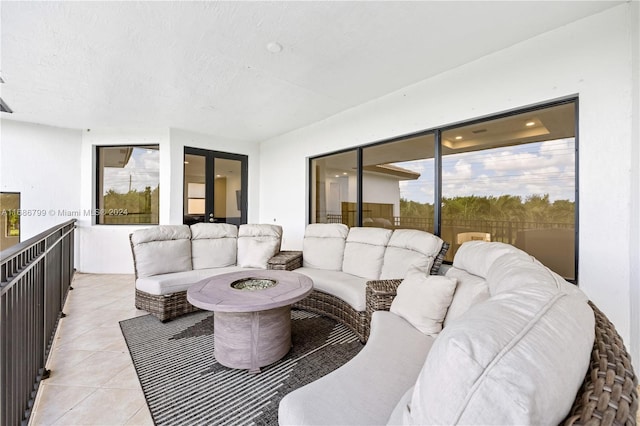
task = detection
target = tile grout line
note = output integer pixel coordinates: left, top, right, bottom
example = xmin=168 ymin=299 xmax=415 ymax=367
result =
xmin=30 ymin=273 xmax=153 ymax=426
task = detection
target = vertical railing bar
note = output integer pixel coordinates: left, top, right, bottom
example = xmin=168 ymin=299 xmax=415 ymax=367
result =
xmin=0 ymin=220 xmax=75 ymax=425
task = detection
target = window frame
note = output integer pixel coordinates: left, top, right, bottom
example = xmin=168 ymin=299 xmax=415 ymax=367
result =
xmin=308 ymin=96 xmax=579 ymax=281
xmin=95 ymin=144 xmax=160 ymax=226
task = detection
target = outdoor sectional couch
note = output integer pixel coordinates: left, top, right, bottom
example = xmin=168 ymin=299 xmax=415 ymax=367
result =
xmin=267 ymin=224 xmax=449 ymax=342
xmin=129 ymin=223 xmax=284 ymax=321
xmin=279 ymin=241 xmax=639 ymax=425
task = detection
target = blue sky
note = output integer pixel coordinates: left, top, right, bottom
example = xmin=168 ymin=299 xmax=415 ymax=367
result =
xmin=397 ymin=138 xmax=575 ymax=204
xmin=103 ymin=147 xmax=160 ymax=194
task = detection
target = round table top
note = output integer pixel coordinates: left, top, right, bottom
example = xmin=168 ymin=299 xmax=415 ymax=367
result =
xmin=187 ymin=269 xmax=313 ymax=313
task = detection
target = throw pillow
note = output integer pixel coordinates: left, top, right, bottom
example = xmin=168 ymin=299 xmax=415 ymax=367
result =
xmin=390 ymin=267 xmax=457 ymax=336
xmin=237 ymin=224 xmax=282 ymax=269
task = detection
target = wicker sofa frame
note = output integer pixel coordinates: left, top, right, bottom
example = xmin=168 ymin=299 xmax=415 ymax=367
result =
xmin=129 ymin=231 xmax=201 ymax=321
xmin=267 ymin=243 xmax=449 ymax=343
xmin=130 ymin=234 xmax=292 ymax=322
xmin=365 ymin=279 xmax=639 ymax=426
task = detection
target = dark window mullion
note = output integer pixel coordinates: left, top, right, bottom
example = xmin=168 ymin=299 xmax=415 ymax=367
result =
xmin=206 ymin=153 xmax=215 ymax=222
xmin=434 ymin=129 xmax=442 ymax=237
xmin=356 ymin=147 xmax=363 ymax=227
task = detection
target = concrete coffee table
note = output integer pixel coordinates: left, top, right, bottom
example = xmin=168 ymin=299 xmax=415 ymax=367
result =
xmin=187 ymin=269 xmax=313 ymax=373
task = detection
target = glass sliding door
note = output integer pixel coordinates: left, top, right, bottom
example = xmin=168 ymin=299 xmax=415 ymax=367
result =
xmin=307 ymin=99 xmax=577 ymax=281
xmin=440 ymin=102 xmax=576 ymax=279
xmin=183 ymin=147 xmax=247 ymax=226
xmin=310 ymin=150 xmax=358 ymax=226
xmin=362 ymin=133 xmax=435 ymax=232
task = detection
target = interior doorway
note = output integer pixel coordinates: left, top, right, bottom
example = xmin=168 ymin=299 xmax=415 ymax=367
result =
xmin=0 ymin=192 xmax=20 ymax=251
xmin=183 ymin=148 xmax=248 ymax=226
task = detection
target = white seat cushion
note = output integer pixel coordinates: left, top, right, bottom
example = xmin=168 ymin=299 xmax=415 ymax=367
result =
xmin=380 ymin=229 xmax=443 ymax=279
xmin=342 ymin=227 xmax=393 ymax=280
xmin=135 ymin=266 xmax=250 ymax=295
xmin=190 ymin=223 xmax=238 ymax=269
xmin=279 ymin=311 xmax=435 ymax=426
xmin=390 ymin=268 xmax=457 ymax=336
xmin=302 ymin=223 xmax=349 ymax=271
xmin=387 ymin=387 xmax=414 ymax=426
xmin=405 ymin=284 xmax=595 ymax=425
xmin=130 ymin=225 xmax=192 ymax=277
xmin=294 ymin=267 xmax=368 ymax=312
xmin=237 ymin=224 xmax=282 ymax=268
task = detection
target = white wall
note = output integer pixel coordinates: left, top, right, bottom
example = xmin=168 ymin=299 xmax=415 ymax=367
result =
xmin=362 ymin=173 xmax=402 ymax=216
xmin=629 ymin=0 xmax=640 ymax=373
xmin=0 ymin=123 xmax=260 ymax=272
xmin=76 ymin=127 xmax=260 ymax=273
xmin=0 ymin=120 xmax=82 ymax=242
xmin=259 ymin=4 xmax=639 ymax=363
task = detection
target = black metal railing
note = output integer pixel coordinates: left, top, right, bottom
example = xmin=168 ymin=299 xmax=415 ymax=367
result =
xmin=0 ymin=219 xmax=76 ymax=426
xmin=320 ymin=214 xmax=573 ymax=239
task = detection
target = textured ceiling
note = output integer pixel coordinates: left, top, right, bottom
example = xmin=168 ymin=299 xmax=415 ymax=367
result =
xmin=0 ymin=1 xmax=621 ymax=143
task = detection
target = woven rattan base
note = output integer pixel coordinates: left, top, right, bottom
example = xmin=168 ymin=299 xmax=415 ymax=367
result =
xmin=135 ymin=289 xmax=199 ymax=322
xmin=563 ymin=302 xmax=638 ymax=425
xmin=294 ymin=290 xmax=368 ymax=342
xmin=365 ymin=279 xmax=403 ymax=319
xmin=267 ymin=251 xmax=303 ymax=271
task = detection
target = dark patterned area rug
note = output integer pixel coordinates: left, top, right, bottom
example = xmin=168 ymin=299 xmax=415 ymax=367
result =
xmin=119 ymin=310 xmax=363 ymax=426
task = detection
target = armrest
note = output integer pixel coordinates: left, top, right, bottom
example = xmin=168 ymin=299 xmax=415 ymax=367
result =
xmin=365 ymin=279 xmax=403 ymax=316
xmin=267 ymin=250 xmax=303 ymax=271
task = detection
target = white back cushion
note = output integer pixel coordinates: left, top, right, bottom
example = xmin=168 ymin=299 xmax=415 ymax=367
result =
xmin=406 ymin=284 xmax=595 ymax=425
xmin=342 ymin=227 xmax=393 ymax=279
xmin=130 ymin=225 xmax=192 ymax=278
xmin=453 ymin=241 xmax=528 ymax=278
xmin=237 ymin=224 xmax=282 ymax=268
xmin=380 ymin=229 xmax=443 ymax=279
xmin=487 ymin=252 xmax=587 ymax=301
xmin=302 ymin=223 xmax=349 ymax=271
xmin=442 ymin=267 xmax=490 ymax=327
xmin=190 ymin=223 xmax=238 ymax=269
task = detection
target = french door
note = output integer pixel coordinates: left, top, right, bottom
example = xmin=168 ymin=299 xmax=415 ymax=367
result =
xmin=183 ymin=147 xmax=248 ymax=226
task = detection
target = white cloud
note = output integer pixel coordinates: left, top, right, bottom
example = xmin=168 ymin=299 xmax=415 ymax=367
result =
xmin=443 ymin=158 xmax=473 ymax=180
xmin=103 ymin=148 xmax=160 ymax=194
xmin=441 ymin=139 xmax=575 ymax=201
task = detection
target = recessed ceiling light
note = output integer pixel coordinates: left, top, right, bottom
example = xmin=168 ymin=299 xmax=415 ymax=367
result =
xmin=184 ymin=161 xmax=189 ymax=164
xmin=266 ymin=42 xmax=283 ymax=53
xmin=342 ymin=172 xmax=348 ymax=175
xmin=335 ymin=175 xmax=340 ymax=178
xmin=455 ymin=136 xmax=463 ymax=140
xmin=526 ymin=121 xmax=536 ymax=127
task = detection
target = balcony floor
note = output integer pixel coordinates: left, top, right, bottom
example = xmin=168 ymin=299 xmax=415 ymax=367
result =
xmin=28 ymin=273 xmax=640 ymax=425
xmin=29 ymin=273 xmax=153 ymax=425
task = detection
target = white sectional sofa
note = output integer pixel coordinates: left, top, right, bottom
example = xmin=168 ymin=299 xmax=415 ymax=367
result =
xmin=268 ymin=224 xmax=448 ymax=342
xmin=279 ymin=241 xmax=639 ymax=425
xmin=129 ymin=223 xmax=283 ymax=321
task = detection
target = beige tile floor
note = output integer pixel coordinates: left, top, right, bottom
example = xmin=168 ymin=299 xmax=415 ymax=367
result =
xmin=28 ymin=273 xmax=640 ymax=425
xmin=29 ymin=273 xmax=153 ymax=426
